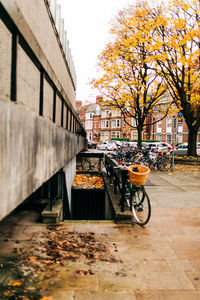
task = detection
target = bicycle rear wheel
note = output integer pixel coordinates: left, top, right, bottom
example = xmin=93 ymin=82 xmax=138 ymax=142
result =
xmin=131 ymin=186 xmax=151 ymax=226
xmin=158 ymin=156 xmax=172 ymax=171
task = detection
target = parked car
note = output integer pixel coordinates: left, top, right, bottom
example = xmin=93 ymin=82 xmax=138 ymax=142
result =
xmin=171 ymin=143 xmax=200 ymax=156
xmin=97 ymin=141 xmax=118 ymax=151
xmin=88 ymin=141 xmax=97 ymax=149
xmin=144 ymin=142 xmax=171 ymax=152
xmin=114 ymin=141 xmax=123 ymax=148
xmin=97 ymin=141 xmax=109 ymax=150
xmin=127 ymin=142 xmax=138 ymax=149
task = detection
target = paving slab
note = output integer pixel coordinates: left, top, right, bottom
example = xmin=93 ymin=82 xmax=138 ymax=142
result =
xmin=0 ymin=169 xmax=200 ymax=299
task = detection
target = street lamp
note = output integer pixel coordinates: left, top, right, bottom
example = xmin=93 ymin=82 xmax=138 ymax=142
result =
xmin=153 ymin=117 xmax=155 ymax=140
xmin=172 ymin=116 xmax=176 ymax=172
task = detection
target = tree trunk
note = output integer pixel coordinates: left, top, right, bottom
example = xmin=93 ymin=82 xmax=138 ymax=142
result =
xmin=187 ymin=126 xmax=198 ymax=156
xmin=137 ymin=126 xmax=143 ymax=149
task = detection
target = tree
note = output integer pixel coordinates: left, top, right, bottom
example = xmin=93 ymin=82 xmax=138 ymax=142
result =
xmin=91 ymin=2 xmax=168 ymax=148
xmin=150 ymin=0 xmax=200 ymax=156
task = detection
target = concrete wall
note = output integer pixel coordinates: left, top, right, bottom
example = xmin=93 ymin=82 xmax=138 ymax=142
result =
xmin=17 ymin=45 xmax=41 ymax=113
xmin=0 ymin=99 xmax=85 ymax=221
xmin=1 ymin=0 xmax=76 ymax=108
xmin=63 ymin=158 xmax=77 ymax=211
xmin=0 ymin=2 xmax=86 ymax=221
xmin=0 ymin=20 xmax=12 ymax=101
xmin=43 ymin=78 xmax=54 ymax=122
xmin=56 ymin=95 xmax=62 ymax=127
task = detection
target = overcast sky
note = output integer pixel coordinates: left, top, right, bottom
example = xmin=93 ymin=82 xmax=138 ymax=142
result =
xmin=57 ymin=0 xmax=134 ymax=103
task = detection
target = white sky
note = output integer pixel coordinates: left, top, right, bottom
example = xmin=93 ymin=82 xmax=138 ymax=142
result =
xmin=57 ymin=0 xmax=134 ymax=103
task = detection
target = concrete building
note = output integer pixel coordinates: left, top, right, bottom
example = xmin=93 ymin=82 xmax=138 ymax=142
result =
xmin=0 ymin=0 xmax=86 ymax=222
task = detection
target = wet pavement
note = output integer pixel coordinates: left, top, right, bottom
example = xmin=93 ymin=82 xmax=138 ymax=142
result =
xmin=0 ymin=168 xmax=200 ymax=299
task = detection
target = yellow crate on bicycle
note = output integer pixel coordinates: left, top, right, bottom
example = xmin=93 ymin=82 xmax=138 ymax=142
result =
xmin=128 ymin=165 xmax=150 ymax=186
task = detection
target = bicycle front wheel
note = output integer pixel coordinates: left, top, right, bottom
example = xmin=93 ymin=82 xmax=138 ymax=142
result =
xmin=158 ymin=156 xmax=172 ymax=171
xmin=131 ymin=186 xmax=151 ymax=226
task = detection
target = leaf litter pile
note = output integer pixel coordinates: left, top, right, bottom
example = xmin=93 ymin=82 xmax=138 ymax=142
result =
xmin=169 ymin=164 xmax=200 ymax=174
xmin=0 ymin=224 xmax=118 ymax=299
xmin=72 ymin=174 xmax=104 ymax=189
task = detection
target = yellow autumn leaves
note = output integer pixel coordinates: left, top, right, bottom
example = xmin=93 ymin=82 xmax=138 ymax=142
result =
xmin=91 ymin=0 xmax=200 ymax=148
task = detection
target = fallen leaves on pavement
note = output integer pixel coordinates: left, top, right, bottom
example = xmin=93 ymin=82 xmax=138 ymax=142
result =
xmin=43 ymin=226 xmax=117 ymax=264
xmin=0 ymin=225 xmax=118 ymax=299
xmin=170 ymin=164 xmax=200 ymax=174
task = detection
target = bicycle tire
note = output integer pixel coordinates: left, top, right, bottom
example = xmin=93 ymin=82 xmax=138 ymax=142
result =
xmin=158 ymin=156 xmax=172 ymax=171
xmin=131 ymin=186 xmax=151 ymax=226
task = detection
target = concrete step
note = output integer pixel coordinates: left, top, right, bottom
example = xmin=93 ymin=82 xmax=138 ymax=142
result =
xmin=103 ymin=176 xmax=133 ymax=224
xmin=41 ymin=198 xmax=63 ymax=224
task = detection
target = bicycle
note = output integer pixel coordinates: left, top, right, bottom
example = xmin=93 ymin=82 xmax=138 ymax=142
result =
xmin=157 ymin=154 xmax=172 ymax=171
xmin=125 ymin=183 xmax=151 ymax=226
xmin=105 ymin=156 xmax=151 ymax=226
xmin=121 ymin=164 xmax=151 ymax=226
xmin=134 ymin=149 xmax=172 ymax=171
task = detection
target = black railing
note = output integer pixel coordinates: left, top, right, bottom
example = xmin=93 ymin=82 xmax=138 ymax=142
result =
xmin=76 ymin=151 xmax=104 ymax=173
xmin=105 ymin=154 xmax=129 ymax=213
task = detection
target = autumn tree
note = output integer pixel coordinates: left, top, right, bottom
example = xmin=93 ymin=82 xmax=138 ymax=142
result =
xmin=149 ymin=0 xmax=200 ymax=156
xmin=91 ymin=2 xmax=168 ymax=148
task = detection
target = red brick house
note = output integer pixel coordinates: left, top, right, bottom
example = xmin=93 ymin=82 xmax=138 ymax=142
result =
xmin=76 ymin=93 xmax=200 ymax=144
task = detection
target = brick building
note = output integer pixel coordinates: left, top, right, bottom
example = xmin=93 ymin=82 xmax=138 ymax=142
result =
xmin=146 ymin=93 xmax=200 ymax=144
xmin=76 ymin=97 xmax=138 ymax=142
xmin=76 ymin=93 xmax=200 ymax=145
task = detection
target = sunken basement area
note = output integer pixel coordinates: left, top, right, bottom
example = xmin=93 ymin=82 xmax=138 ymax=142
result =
xmin=71 ymin=173 xmax=113 ymax=220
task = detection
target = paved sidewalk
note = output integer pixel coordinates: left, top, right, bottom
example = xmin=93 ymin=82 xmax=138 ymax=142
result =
xmin=0 ymin=169 xmax=200 ymax=299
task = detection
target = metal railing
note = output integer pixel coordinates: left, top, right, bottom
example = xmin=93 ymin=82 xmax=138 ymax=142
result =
xmin=76 ymin=151 xmax=104 ymax=173
xmin=105 ymin=154 xmax=129 ymax=213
